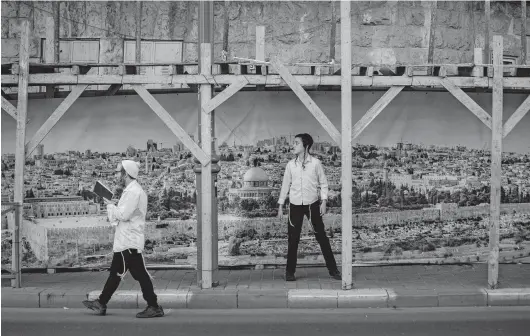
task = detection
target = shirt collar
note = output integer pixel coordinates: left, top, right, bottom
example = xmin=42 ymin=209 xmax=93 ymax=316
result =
xmin=123 ymin=180 xmax=137 ymax=192
xmin=295 ymin=154 xmax=312 ymax=165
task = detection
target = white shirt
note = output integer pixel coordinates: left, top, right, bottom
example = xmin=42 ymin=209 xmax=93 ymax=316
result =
xmin=107 ymin=180 xmax=148 ymax=253
xmin=278 ymin=154 xmax=329 ymax=205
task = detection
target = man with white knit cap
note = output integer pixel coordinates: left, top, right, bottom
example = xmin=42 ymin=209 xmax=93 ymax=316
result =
xmin=83 ymin=160 xmax=164 ymax=318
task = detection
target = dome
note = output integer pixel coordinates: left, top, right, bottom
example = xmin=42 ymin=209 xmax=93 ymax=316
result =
xmin=243 ymin=167 xmax=269 ymax=182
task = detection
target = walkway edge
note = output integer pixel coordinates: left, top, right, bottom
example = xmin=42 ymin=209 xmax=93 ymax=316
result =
xmin=2 ymin=288 xmax=530 ymax=309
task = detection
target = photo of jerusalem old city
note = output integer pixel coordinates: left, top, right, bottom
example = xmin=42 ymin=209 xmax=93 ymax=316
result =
xmin=1 ymin=1 xmax=529 ymax=272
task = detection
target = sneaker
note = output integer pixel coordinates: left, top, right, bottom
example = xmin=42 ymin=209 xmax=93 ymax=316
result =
xmin=82 ymin=299 xmax=107 ymax=316
xmin=285 ymin=272 xmax=296 ymax=281
xmin=329 ymin=269 xmax=342 ymax=280
xmin=136 ymin=305 xmax=164 ymax=318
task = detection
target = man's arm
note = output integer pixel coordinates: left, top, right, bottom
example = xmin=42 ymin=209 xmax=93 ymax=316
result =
xmin=278 ymin=163 xmax=292 ymax=205
xmin=316 ymin=160 xmax=329 ymax=202
xmin=107 ymin=189 xmax=140 ymax=222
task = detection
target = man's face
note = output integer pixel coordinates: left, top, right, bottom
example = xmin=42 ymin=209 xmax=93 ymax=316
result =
xmin=115 ymin=164 xmax=126 ymax=187
xmin=292 ymin=137 xmax=304 ymax=155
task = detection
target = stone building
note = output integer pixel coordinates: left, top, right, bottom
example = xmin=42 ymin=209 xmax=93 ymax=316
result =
xmin=228 ymin=167 xmax=278 ymax=202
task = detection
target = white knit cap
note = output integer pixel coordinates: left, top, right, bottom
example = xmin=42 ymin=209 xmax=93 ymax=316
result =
xmin=121 ymin=160 xmax=140 ymax=179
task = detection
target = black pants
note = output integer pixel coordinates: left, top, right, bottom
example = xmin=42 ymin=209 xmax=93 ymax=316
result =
xmin=99 ymin=249 xmax=158 ymax=307
xmin=286 ymin=201 xmax=338 ymax=274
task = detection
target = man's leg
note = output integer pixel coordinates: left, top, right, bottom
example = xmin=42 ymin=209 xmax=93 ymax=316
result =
xmin=308 ymin=202 xmax=339 ymax=275
xmin=126 ymin=249 xmax=164 ymax=318
xmin=98 ymin=252 xmax=127 ymax=305
xmin=286 ymin=204 xmax=304 ymax=277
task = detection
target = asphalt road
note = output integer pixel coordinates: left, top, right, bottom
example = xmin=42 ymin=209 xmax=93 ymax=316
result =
xmin=2 ymin=307 xmax=530 ymax=336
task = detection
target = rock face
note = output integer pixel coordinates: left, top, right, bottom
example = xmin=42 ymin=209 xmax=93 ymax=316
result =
xmin=1 ymin=1 xmax=529 ymax=64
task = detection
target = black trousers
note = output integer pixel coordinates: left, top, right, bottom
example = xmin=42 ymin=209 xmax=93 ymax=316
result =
xmin=286 ymin=201 xmax=338 ymax=274
xmin=98 ymin=249 xmax=158 ymax=307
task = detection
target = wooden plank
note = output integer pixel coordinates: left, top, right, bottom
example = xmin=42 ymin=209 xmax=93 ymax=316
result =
xmin=135 ymin=1 xmax=142 ymax=74
xmin=441 ymin=78 xmax=492 ymax=129
xmin=1 ymin=96 xmax=17 ymax=119
xmin=255 ymin=26 xmax=266 ymax=90
xmin=522 ymin=0 xmax=527 ymax=65
xmin=133 ymin=85 xmax=209 ymax=165
xmin=25 ymin=83 xmax=89 ymax=158
xmin=199 ymin=41 xmax=213 ymax=289
xmin=202 ymin=77 xmax=248 ymax=114
xmin=329 ymin=0 xmax=337 ymax=62
xmin=503 ymin=95 xmax=530 ymax=138
xmin=485 ymin=0 xmax=491 ymax=64
xmin=271 ymin=58 xmax=342 ymax=146
xmin=427 ymin=1 xmax=438 ymax=75
xmin=352 ymin=86 xmax=404 ymax=140
xmin=13 ymin=20 xmax=31 ymax=289
xmin=45 ymin=16 xmax=56 ymax=99
xmin=105 ymin=84 xmax=122 ymax=96
xmin=222 ymin=0 xmax=230 ymax=58
xmin=473 ymin=48 xmax=484 ymax=77
xmin=488 ymin=35 xmax=503 ymax=290
xmin=340 ymin=0 xmax=353 ymax=291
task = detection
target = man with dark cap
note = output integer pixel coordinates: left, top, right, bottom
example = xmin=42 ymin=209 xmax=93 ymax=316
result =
xmin=83 ymin=160 xmax=164 ymax=318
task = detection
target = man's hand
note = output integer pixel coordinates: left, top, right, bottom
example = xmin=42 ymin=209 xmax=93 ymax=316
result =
xmin=278 ymin=204 xmax=284 ymax=219
xmin=320 ymin=201 xmax=327 ymax=216
xmin=103 ymin=198 xmax=115 ymax=206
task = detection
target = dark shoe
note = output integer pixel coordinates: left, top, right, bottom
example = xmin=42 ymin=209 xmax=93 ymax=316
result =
xmin=136 ymin=305 xmax=164 ymax=318
xmin=285 ymin=272 xmax=296 ymax=281
xmin=82 ymin=299 xmax=107 ymax=316
xmin=329 ymin=269 xmax=342 ymax=280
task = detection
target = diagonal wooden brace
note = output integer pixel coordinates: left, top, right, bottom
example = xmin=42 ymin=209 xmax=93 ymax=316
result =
xmin=133 ymin=85 xmax=210 ymax=166
xmin=271 ymin=57 xmax=341 ymax=147
xmin=202 ymin=77 xmax=248 ymax=114
xmin=441 ymin=78 xmax=492 ymax=130
xmin=352 ymin=86 xmax=405 ymax=140
xmin=1 ymin=96 xmax=18 ymax=119
xmin=503 ymin=94 xmax=530 ymax=138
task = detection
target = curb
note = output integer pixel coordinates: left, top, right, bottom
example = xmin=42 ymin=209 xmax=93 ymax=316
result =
xmin=2 ymin=288 xmax=530 ymax=309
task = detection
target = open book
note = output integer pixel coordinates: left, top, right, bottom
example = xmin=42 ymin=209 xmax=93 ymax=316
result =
xmin=93 ymin=181 xmax=114 ymax=200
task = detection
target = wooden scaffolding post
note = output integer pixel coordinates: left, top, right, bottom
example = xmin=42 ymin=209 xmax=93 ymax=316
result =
xmin=45 ymin=16 xmax=56 ymax=98
xmin=340 ymin=0 xmax=353 ymax=290
xmin=522 ymin=0 xmax=527 ymax=65
xmin=13 ymin=20 xmax=31 ymax=288
xmin=485 ymin=0 xmax=491 ymax=64
xmin=329 ymin=0 xmax=337 ymax=62
xmin=427 ymin=0 xmax=438 ymax=75
xmin=135 ymin=1 xmax=143 ymax=74
xmin=488 ymin=35 xmax=503 ymax=289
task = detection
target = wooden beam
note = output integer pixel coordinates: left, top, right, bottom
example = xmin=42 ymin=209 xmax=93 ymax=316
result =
xmin=352 ymin=86 xmax=405 ymax=140
xmin=256 ymin=26 xmax=266 ymax=90
xmin=199 ymin=42 xmax=213 ymax=289
xmin=105 ymin=84 xmax=122 ymax=96
xmin=133 ymin=85 xmax=209 ymax=165
xmin=503 ymin=95 xmax=530 ymax=138
xmin=330 ymin=0 xmax=337 ymax=62
xmin=473 ymin=47 xmax=484 ymax=77
xmin=427 ymin=0 xmax=438 ymax=75
xmin=488 ymin=35 xmax=503 ymax=290
xmin=135 ymin=1 xmax=142 ymax=74
xmin=522 ymin=0 xmax=527 ymax=65
xmin=53 ymin=2 xmax=60 ymax=63
xmin=45 ymin=16 xmax=56 ymax=98
xmin=25 ymin=84 xmax=88 ymax=158
xmin=202 ymin=77 xmax=247 ymax=114
xmin=13 ymin=19 xmax=31 ymax=288
xmin=485 ymin=0 xmax=491 ymax=64
xmin=271 ymin=58 xmax=342 ymax=146
xmin=222 ymin=0 xmax=230 ymax=58
xmin=441 ymin=78 xmax=492 ymax=129
xmin=340 ymin=0 xmax=353 ymax=291
xmin=2 ymin=96 xmax=18 ymax=119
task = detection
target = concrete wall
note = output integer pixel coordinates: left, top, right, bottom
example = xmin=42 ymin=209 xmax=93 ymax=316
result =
xmin=2 ymin=1 xmax=529 ymax=65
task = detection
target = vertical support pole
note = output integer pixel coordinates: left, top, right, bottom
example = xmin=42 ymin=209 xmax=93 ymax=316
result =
xmin=330 ymin=0 xmax=337 ymax=62
xmin=488 ymin=35 xmax=503 ymax=289
xmin=135 ymin=1 xmax=142 ymax=74
xmin=53 ymin=2 xmax=60 ymax=62
xmin=256 ymin=26 xmax=266 ymax=90
xmin=485 ymin=0 xmax=491 ymax=64
xmin=45 ymin=17 xmax=55 ymax=98
xmin=13 ymin=20 xmax=31 ymax=288
xmin=198 ymin=0 xmax=214 ymax=289
xmin=222 ymin=0 xmax=230 ymax=59
xmin=340 ymin=0 xmax=353 ymax=290
xmin=473 ymin=47 xmax=484 ymax=77
xmin=427 ymin=0 xmax=438 ymax=74
xmin=522 ymin=0 xmax=527 ymax=65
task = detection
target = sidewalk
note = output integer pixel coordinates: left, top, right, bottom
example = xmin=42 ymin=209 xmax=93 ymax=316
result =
xmin=2 ymin=264 xmax=529 ymax=309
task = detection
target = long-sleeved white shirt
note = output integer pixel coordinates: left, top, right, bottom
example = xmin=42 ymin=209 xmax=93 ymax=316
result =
xmin=278 ymin=154 xmax=329 ymax=205
xmin=107 ymin=180 xmax=148 ymax=253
